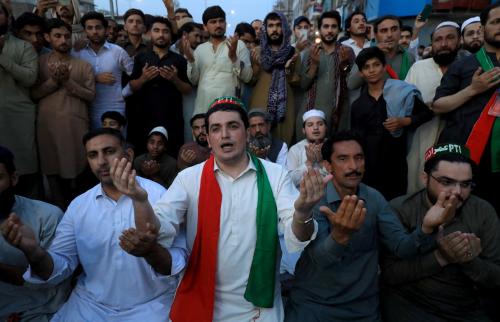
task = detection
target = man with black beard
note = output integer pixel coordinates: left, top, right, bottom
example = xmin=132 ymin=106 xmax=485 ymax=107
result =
xmin=0 ymin=146 xmax=71 ymax=321
xmin=248 ymin=11 xmax=300 ymax=145
xmin=247 ymin=108 xmax=287 ymax=167
xmin=130 ymin=16 xmax=192 ymax=157
xmin=297 ymin=10 xmax=354 ymax=139
xmin=433 ymin=4 xmax=500 ymax=215
xmin=177 ymin=113 xmax=211 ymax=170
xmin=380 ymin=144 xmax=500 ymax=322
xmin=461 ymin=16 xmax=484 ymax=56
xmin=405 ymin=22 xmax=461 ymax=193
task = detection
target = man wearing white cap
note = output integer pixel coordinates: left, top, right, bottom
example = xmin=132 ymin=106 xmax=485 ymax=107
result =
xmin=405 ymin=21 xmax=461 ymax=193
xmin=460 ymin=16 xmax=484 ymax=57
xmin=133 ymin=126 xmax=178 ymax=189
xmin=287 ymin=109 xmax=329 ymax=188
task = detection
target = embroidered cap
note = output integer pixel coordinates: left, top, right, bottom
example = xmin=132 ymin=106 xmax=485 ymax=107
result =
xmin=435 ymin=21 xmax=460 ymax=31
xmin=424 ymin=143 xmax=470 ymax=162
xmin=461 ymin=16 xmax=481 ymax=33
xmin=208 ymin=96 xmax=246 ymax=111
xmin=149 ymin=126 xmax=168 ymax=141
xmin=302 ymin=109 xmax=326 ymax=122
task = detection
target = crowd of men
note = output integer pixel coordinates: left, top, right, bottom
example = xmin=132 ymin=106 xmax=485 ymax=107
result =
xmin=0 ymin=0 xmax=499 ymax=321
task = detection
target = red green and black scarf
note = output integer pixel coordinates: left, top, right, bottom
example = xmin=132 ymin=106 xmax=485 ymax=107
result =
xmin=466 ymin=47 xmax=500 ymax=171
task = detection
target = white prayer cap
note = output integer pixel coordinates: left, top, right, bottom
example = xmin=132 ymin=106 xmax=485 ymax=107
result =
xmin=461 ymin=16 xmax=481 ymax=33
xmin=435 ymin=21 xmax=460 ymax=32
xmin=149 ymin=126 xmax=168 ymax=141
xmin=302 ymin=109 xmax=326 ymax=122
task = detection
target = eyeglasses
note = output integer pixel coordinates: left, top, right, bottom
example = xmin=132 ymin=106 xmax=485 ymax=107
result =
xmin=429 ymin=174 xmax=476 ymax=189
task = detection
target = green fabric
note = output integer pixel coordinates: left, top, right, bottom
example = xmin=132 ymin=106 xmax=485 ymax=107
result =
xmin=475 ymin=47 xmax=500 ymax=172
xmin=243 ymin=154 xmax=278 ymax=308
xmin=399 ymin=50 xmax=411 ymax=80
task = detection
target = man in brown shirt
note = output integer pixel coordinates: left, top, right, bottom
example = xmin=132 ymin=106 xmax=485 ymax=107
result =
xmin=380 ymin=144 xmax=500 ymax=322
xmin=177 ymin=113 xmax=210 ymax=170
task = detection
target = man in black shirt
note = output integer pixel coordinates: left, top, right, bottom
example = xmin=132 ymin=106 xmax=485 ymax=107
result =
xmin=129 ymin=16 xmax=192 ymax=157
xmin=433 ymin=3 xmax=500 ymax=214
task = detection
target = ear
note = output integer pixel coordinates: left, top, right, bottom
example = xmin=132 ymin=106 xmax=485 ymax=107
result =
xmin=125 ymin=147 xmax=134 ymax=161
xmin=420 ymin=171 xmax=428 ymax=187
xmin=203 ymin=24 xmax=208 ymax=32
xmin=302 ymin=127 xmax=306 ymax=136
xmin=44 ymin=33 xmax=50 ymax=43
xmin=322 ymin=160 xmax=332 ymax=173
xmin=10 ymin=171 xmax=18 ymax=187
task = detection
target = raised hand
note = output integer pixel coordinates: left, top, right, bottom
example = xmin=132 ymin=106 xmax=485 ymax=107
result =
xmin=110 ymin=157 xmax=148 ymax=202
xmin=119 ymin=223 xmax=159 ymax=257
xmin=422 ymin=192 xmax=458 ymax=234
xmin=95 ymin=72 xmax=116 ymax=85
xmin=250 ymin=47 xmax=260 ymax=67
xmin=140 ymin=63 xmax=160 ymax=83
xmin=285 ymin=53 xmax=299 ymax=70
xmin=159 ymin=65 xmax=178 ymax=81
xmin=469 ymin=67 xmax=500 ymax=96
xmin=320 ymin=195 xmax=366 ymax=245
xmin=309 ymin=43 xmax=321 ymax=66
xmin=294 ymin=168 xmax=332 ymax=215
xmin=180 ymin=149 xmax=197 ymax=164
xmin=383 ymin=117 xmax=410 ymax=132
xmin=182 ymin=35 xmax=195 ymax=63
xmin=1 ymin=213 xmax=39 ymax=255
xmin=226 ymin=36 xmax=238 ymax=63
xmin=436 ymin=229 xmax=475 ymax=265
xmin=140 ymin=160 xmax=160 ymax=177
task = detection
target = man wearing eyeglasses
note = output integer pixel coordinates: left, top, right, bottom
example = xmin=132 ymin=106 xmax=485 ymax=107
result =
xmin=380 ymin=143 xmax=500 ymax=322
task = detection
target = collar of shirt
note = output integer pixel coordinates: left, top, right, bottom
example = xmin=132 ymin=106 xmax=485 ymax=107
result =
xmin=346 ymin=38 xmax=370 ymax=47
xmin=213 ymin=153 xmax=257 ymax=181
xmin=83 ymin=40 xmax=111 ymax=53
xmin=325 ymin=181 xmax=368 ymax=205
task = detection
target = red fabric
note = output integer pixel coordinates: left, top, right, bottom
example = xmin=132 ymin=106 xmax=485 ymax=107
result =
xmin=385 ymin=64 xmax=399 ymax=79
xmin=465 ymin=91 xmax=498 ymax=164
xmin=170 ymin=155 xmax=221 ymax=322
xmin=7 ymin=314 xmax=20 ymax=322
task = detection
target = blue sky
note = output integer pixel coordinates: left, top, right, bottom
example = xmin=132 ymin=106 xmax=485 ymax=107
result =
xmin=94 ymin=0 xmax=273 ymax=32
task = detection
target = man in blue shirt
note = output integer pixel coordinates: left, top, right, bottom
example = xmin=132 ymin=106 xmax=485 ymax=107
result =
xmin=285 ymin=130 xmax=458 ymax=322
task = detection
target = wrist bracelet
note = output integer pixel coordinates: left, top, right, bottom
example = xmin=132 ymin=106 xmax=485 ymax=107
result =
xmin=294 ymin=214 xmax=314 ymax=224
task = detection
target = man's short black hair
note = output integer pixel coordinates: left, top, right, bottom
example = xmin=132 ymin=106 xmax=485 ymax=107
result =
xmin=175 ymin=8 xmax=193 ymax=18
xmin=144 ymin=14 xmax=155 ymax=32
xmin=424 ymin=153 xmax=477 ymax=176
xmin=14 ymin=12 xmax=46 ymax=33
xmin=190 ymin=113 xmax=206 ymax=127
xmin=179 ymin=21 xmax=202 ymax=36
xmin=202 ymin=6 xmax=225 ymax=25
xmin=345 ymin=10 xmax=366 ymax=30
xmin=205 ymin=104 xmax=249 ymax=130
xmin=82 ymin=128 xmax=125 ymax=147
xmin=235 ymin=22 xmax=256 ymax=38
xmin=480 ymin=3 xmax=500 ymax=26
xmin=124 ymin=8 xmax=145 ymax=24
xmin=355 ymin=46 xmax=386 ymax=70
xmin=318 ymin=10 xmax=342 ymax=30
xmin=374 ymin=15 xmax=402 ymax=33
xmin=251 ymin=19 xmax=262 ymax=25
xmin=401 ymin=25 xmax=413 ymax=35
xmin=321 ymin=130 xmax=365 ymax=162
xmin=150 ymin=16 xmax=172 ymax=32
xmin=81 ymin=11 xmax=108 ymax=29
xmin=101 ymin=111 xmax=127 ymax=126
xmin=46 ymin=18 xmax=72 ymax=34
xmin=0 ymin=145 xmax=15 ymax=174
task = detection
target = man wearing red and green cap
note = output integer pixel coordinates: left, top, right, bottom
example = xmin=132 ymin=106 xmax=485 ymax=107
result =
xmin=380 ymin=143 xmax=500 ymax=322
xmin=109 ymin=96 xmax=334 ymax=322
xmin=433 ymin=3 xmax=500 ymax=214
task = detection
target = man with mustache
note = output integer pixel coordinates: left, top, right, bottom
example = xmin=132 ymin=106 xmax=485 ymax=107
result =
xmin=129 ymin=16 xmax=192 ymax=157
xmin=405 ymin=22 xmax=462 ymax=193
xmin=433 ymin=3 xmax=500 ymax=215
xmin=285 ymin=131 xmax=458 ymax=322
xmin=177 ymin=113 xmax=211 ymax=170
xmin=380 ymin=144 xmax=500 ymax=322
xmin=31 ymin=18 xmax=95 ymax=210
xmin=247 ymin=108 xmax=287 ymax=167
xmin=248 ymin=11 xmax=300 ymax=145
xmin=184 ymin=6 xmax=252 ymax=116
xmin=288 ymin=109 xmax=328 ymax=188
xmin=35 ymin=0 xmax=85 ymax=44
xmin=73 ymin=11 xmax=134 ymax=130
xmin=341 ymin=10 xmax=370 ymax=57
xmin=0 ymin=146 xmax=71 ymax=321
xmin=461 ymin=16 xmax=484 ymax=56
xmin=297 ymin=10 xmax=354 ymax=139
xmin=1 ymin=128 xmax=187 ymax=321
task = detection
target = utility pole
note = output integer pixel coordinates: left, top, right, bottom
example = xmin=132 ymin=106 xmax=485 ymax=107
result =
xmin=109 ymin=0 xmax=115 ymax=18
